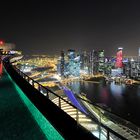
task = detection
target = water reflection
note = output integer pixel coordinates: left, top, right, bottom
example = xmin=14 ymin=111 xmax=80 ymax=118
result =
xmin=137 ymin=86 xmax=140 ymax=96
xmin=100 ymin=87 xmax=109 ymax=104
xmin=110 ymin=82 xmax=126 ymax=95
xmin=67 ymin=80 xmax=140 ymax=126
xmin=67 ymin=81 xmax=80 ymax=94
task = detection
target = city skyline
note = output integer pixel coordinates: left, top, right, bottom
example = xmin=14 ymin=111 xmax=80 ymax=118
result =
xmin=1 ymin=1 xmax=140 ymax=138
xmin=1 ymin=0 xmax=140 ymax=56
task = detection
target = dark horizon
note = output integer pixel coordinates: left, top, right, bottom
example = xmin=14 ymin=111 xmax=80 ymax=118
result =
xmin=0 ymin=0 xmax=140 ymax=56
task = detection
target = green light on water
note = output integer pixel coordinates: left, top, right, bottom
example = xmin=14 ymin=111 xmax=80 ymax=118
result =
xmin=5 ymin=68 xmax=64 ymax=140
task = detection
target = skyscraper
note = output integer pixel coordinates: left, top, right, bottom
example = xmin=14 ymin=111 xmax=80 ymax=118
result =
xmin=98 ymin=50 xmax=105 ymax=73
xmin=115 ymin=47 xmax=123 ymax=68
xmin=89 ymin=50 xmax=94 ymax=75
xmin=67 ymin=49 xmax=80 ymax=76
xmin=60 ymin=51 xmax=65 ymax=77
xmin=68 ymin=49 xmax=75 ymax=60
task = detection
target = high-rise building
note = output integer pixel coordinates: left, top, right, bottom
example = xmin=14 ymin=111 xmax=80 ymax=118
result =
xmin=74 ymin=55 xmax=80 ymax=76
xmin=67 ymin=49 xmax=80 ymax=77
xmin=80 ymin=51 xmax=89 ymax=74
xmin=92 ymin=51 xmax=98 ymax=74
xmin=98 ymin=50 xmax=105 ymax=73
xmin=80 ymin=52 xmax=84 ymax=70
xmin=68 ymin=49 xmax=75 ymax=60
xmin=60 ymin=51 xmax=65 ymax=77
xmin=123 ymin=59 xmax=131 ymax=78
xmin=104 ymin=57 xmax=112 ymax=75
xmin=80 ymin=50 xmax=99 ymax=75
xmin=88 ymin=50 xmax=95 ymax=75
xmin=67 ymin=49 xmax=75 ymax=76
xmin=80 ymin=51 xmax=87 ymax=72
xmin=122 ymin=57 xmax=140 ymax=80
xmin=130 ymin=59 xmax=140 ymax=79
xmin=57 ymin=50 xmax=81 ymax=77
xmin=115 ymin=47 xmax=123 ymax=68
xmin=139 ymin=48 xmax=140 ymax=57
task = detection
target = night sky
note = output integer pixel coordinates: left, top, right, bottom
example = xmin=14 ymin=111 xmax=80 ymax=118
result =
xmin=0 ymin=0 xmax=140 ymax=56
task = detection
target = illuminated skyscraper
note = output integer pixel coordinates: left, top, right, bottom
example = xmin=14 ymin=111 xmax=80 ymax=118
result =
xmin=80 ymin=51 xmax=89 ymax=74
xmin=89 ymin=50 xmax=95 ymax=75
xmin=115 ymin=47 xmax=123 ymax=68
xmin=98 ymin=50 xmax=105 ymax=73
xmin=67 ymin=50 xmax=75 ymax=76
xmin=68 ymin=49 xmax=75 ymax=60
xmin=60 ymin=51 xmax=65 ymax=77
xmin=67 ymin=49 xmax=80 ymax=76
xmin=80 ymin=52 xmax=84 ymax=70
xmin=92 ymin=51 xmax=98 ymax=74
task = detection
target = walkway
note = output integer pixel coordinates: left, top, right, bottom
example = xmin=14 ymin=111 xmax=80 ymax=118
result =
xmin=0 ymin=66 xmax=63 ymax=140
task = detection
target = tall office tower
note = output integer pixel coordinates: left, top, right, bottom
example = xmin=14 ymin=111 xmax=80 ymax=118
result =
xmin=60 ymin=51 xmax=65 ymax=77
xmin=129 ymin=59 xmax=140 ymax=80
xmin=123 ymin=60 xmax=131 ymax=78
xmin=68 ymin=49 xmax=75 ymax=60
xmin=88 ymin=50 xmax=94 ymax=75
xmin=80 ymin=51 xmax=85 ymax=71
xmin=104 ymin=58 xmax=112 ymax=75
xmin=115 ymin=47 xmax=123 ymax=68
xmin=82 ymin=51 xmax=88 ymax=73
xmin=73 ymin=55 xmax=81 ymax=76
xmin=98 ymin=50 xmax=105 ymax=73
xmin=138 ymin=48 xmax=140 ymax=62
xmin=57 ymin=59 xmax=61 ymax=75
xmin=67 ymin=49 xmax=75 ymax=76
xmin=92 ymin=51 xmax=98 ymax=74
xmin=139 ymin=48 xmax=140 ymax=57
xmin=67 ymin=49 xmax=80 ymax=77
xmin=80 ymin=51 xmax=90 ymax=74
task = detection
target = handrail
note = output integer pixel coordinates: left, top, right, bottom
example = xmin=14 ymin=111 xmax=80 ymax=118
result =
xmin=15 ymin=67 xmax=86 ymax=113
xmin=11 ymin=63 xmax=138 ymax=139
xmin=76 ymin=95 xmax=140 ymax=136
xmin=3 ymin=58 xmax=96 ymax=140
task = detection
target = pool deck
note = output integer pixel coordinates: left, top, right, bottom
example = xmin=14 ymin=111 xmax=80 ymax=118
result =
xmin=0 ymin=68 xmax=47 ymax=140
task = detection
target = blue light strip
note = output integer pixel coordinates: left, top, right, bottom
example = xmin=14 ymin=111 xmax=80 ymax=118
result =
xmin=62 ymin=86 xmax=87 ymax=114
xmin=5 ymin=68 xmax=64 ymax=140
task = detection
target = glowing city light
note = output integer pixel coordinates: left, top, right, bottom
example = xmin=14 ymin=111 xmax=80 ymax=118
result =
xmin=0 ymin=40 xmax=4 ymax=45
xmin=115 ymin=48 xmax=123 ymax=68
